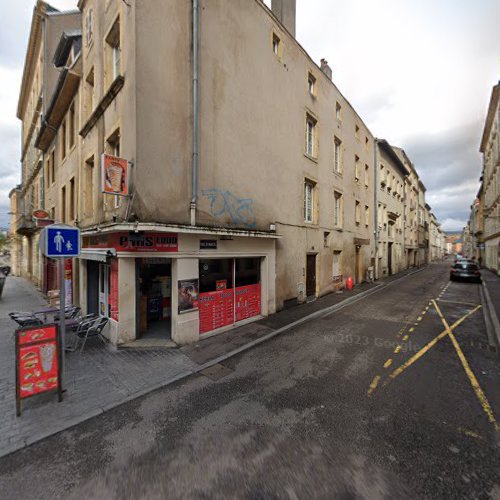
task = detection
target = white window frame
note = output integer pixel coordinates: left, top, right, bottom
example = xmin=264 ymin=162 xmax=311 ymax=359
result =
xmin=334 ymin=137 xmax=342 ymax=173
xmin=305 ymin=116 xmax=316 ymax=158
xmin=304 ymin=181 xmax=314 ymax=223
xmin=334 ymin=191 xmax=343 ymax=228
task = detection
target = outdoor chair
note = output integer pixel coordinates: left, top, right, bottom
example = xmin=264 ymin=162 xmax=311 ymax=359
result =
xmin=54 ymin=306 xmax=82 ymax=322
xmin=70 ymin=316 xmax=109 ymax=353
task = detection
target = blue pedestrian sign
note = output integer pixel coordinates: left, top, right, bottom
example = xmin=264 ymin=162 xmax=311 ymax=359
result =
xmin=43 ymin=224 xmax=81 ymax=258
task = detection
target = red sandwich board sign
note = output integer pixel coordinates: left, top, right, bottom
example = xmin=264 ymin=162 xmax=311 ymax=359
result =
xmin=16 ymin=323 xmax=62 ymax=416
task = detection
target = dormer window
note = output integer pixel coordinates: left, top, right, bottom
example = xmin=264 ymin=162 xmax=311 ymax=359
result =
xmin=272 ymin=32 xmax=280 ymax=55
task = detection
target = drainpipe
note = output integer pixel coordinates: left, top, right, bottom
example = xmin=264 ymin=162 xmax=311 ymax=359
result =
xmin=373 ymin=139 xmax=379 ymax=280
xmin=41 ymin=14 xmax=47 ymax=209
xmin=190 ymin=0 xmax=199 ymax=226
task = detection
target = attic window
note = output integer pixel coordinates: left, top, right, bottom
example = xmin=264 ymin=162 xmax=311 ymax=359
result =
xmin=308 ymin=72 xmax=316 ymax=97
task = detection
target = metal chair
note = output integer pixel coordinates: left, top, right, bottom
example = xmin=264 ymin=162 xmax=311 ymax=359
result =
xmin=72 ymin=316 xmax=109 ymax=353
xmin=9 ymin=312 xmax=44 ymax=327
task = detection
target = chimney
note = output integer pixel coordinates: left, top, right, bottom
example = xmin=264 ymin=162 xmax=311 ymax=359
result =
xmin=320 ymin=58 xmax=332 ymax=80
xmin=271 ymin=0 xmax=296 ymax=37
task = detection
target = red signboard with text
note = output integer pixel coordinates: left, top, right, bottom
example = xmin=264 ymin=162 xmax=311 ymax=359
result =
xmin=16 ymin=324 xmax=62 ymax=416
xmin=199 ymin=289 xmax=234 ymax=334
xmin=235 ymin=284 xmax=261 ymax=322
xmin=84 ymin=232 xmax=178 ymax=253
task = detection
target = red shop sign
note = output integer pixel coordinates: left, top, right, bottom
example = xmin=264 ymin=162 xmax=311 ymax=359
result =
xmin=16 ymin=324 xmax=62 ymax=416
xmin=83 ymin=232 xmax=178 ymax=252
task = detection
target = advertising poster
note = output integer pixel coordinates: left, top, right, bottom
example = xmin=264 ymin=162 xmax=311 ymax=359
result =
xmin=101 ymin=153 xmax=129 ymax=196
xmin=16 ymin=324 xmax=62 ymax=415
xmin=178 ymin=279 xmax=199 ymax=314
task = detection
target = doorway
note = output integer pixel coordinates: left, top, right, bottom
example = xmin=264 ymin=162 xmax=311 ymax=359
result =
xmin=306 ymin=254 xmax=316 ymax=298
xmin=137 ymin=259 xmax=172 ymax=339
xmin=388 ymin=242 xmax=393 ymax=275
xmin=355 ymin=246 xmax=362 ymax=284
xmin=87 ymin=261 xmax=99 ymax=315
xmin=98 ymin=263 xmax=109 ymax=317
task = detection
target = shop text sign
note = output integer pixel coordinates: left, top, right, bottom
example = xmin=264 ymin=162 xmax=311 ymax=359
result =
xmin=16 ymin=324 xmax=62 ymax=416
xmin=84 ymin=232 xmax=178 ymax=252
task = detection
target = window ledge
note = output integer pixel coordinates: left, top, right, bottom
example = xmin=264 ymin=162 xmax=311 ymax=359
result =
xmin=80 ymin=75 xmax=125 ymax=138
xmin=304 ymin=153 xmax=318 ymax=164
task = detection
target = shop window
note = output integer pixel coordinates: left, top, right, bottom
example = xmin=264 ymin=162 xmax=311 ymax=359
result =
xmin=235 ymin=258 xmax=261 ymax=287
xmin=199 ymin=259 xmax=233 ymax=293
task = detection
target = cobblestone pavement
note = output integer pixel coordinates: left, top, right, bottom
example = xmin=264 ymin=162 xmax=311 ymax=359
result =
xmin=0 ymin=266 xmax=426 ymax=459
xmin=1 ymin=262 xmax=499 ymax=499
xmin=0 ymin=276 xmax=198 ymax=458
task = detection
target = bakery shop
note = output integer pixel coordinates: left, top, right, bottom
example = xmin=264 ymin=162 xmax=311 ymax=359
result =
xmin=77 ymin=224 xmax=278 ymax=346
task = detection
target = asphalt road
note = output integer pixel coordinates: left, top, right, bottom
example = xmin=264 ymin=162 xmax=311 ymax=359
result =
xmin=1 ymin=261 xmax=499 ymax=499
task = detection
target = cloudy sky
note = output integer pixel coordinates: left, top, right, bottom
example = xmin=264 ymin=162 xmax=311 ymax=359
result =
xmin=0 ymin=0 xmax=499 ymax=230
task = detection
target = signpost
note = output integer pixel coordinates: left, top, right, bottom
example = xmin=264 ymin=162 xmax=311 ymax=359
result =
xmin=40 ymin=224 xmax=81 ymax=390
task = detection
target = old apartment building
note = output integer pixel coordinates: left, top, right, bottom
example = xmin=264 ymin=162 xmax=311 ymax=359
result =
xmin=375 ymin=140 xmax=408 ymax=277
xmin=479 ymin=81 xmax=500 ymax=273
xmin=11 ymin=0 xmax=439 ymax=346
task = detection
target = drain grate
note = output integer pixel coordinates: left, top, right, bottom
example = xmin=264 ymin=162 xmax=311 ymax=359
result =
xmin=200 ymin=363 xmax=234 ymax=381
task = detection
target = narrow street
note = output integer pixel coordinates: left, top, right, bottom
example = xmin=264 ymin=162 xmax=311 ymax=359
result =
xmin=1 ymin=261 xmax=499 ymax=499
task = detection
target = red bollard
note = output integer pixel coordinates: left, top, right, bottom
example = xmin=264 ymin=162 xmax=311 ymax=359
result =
xmin=346 ymin=276 xmax=354 ymax=290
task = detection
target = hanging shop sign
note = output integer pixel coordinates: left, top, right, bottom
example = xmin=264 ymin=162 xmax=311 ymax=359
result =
xmin=15 ymin=324 xmax=62 ymax=416
xmin=178 ymin=279 xmax=199 ymax=314
xmin=83 ymin=232 xmax=178 ymax=252
xmin=101 ymin=154 xmax=129 ymax=197
xmin=200 ymin=239 xmax=217 ymax=250
xmin=32 ymin=209 xmax=50 ymax=220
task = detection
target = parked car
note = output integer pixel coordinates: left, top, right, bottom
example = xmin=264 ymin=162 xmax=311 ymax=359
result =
xmin=450 ymin=262 xmax=481 ymax=283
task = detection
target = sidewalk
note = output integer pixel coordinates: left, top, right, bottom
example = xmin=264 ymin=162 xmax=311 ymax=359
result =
xmin=481 ymin=269 xmax=500 ymax=348
xmin=0 ymin=266 xmax=424 ymax=458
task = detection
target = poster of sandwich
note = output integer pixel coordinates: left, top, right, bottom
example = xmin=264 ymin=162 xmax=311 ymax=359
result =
xmin=101 ymin=153 xmax=129 ymax=197
xmin=16 ymin=324 xmax=62 ymax=415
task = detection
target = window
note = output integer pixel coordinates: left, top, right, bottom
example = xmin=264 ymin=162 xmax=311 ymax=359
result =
xmin=380 ymin=164 xmax=386 ymax=186
xmin=355 ymin=201 xmax=361 ymax=225
xmin=61 ymin=185 xmax=66 ymax=223
xmin=84 ymin=156 xmax=94 ymax=216
xmin=304 ymin=180 xmax=315 ymax=223
xmin=45 ymin=158 xmax=50 ymax=186
xmin=105 ymin=17 xmax=121 ymax=85
xmin=85 ymin=67 xmax=95 ymax=118
xmin=333 ymin=137 xmax=342 ymax=173
xmin=61 ymin=120 xmax=67 ymax=160
xmin=308 ymin=72 xmax=316 ymax=97
xmin=50 ymin=151 xmax=55 ymax=184
xmin=336 ymin=102 xmax=341 ymax=121
xmin=323 ymin=232 xmax=330 ymax=248
xmin=272 ymin=32 xmax=280 ymax=55
xmin=85 ymin=8 xmax=93 ymax=47
xmin=305 ymin=114 xmax=317 ymax=158
xmin=69 ymin=177 xmax=75 ymax=221
xmin=365 ymin=205 xmax=370 ymax=226
xmin=364 ymin=164 xmax=369 ymax=188
xmin=334 ymin=191 xmax=343 ymax=228
xmin=354 ymin=155 xmax=360 ymax=182
xmin=69 ymin=102 xmax=75 ymax=149
xmin=355 ymin=124 xmax=360 ymax=139
xmin=365 ymin=136 xmax=369 ymax=149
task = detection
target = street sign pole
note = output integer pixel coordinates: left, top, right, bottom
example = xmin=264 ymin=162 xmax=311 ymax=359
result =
xmin=59 ymin=257 xmax=66 ymax=390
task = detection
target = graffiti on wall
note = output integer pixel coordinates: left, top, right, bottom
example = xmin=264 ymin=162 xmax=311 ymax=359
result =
xmin=202 ymin=189 xmax=256 ymax=228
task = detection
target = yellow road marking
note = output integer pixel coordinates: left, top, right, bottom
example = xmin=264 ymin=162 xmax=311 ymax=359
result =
xmin=384 ymin=304 xmax=482 ymax=385
xmin=457 ymin=427 xmax=482 ymax=440
xmin=433 ymin=301 xmax=498 ymax=431
xmin=417 ymin=316 xmax=422 ymax=321
xmin=394 ymin=345 xmax=402 ymax=354
xmin=403 ymin=335 xmax=409 ymax=341
xmin=383 ymin=359 xmax=393 ymax=369
xmin=436 ymin=300 xmax=481 ymax=307
xmin=409 ymin=327 xmax=415 ymax=333
xmin=367 ymin=375 xmax=381 ymax=396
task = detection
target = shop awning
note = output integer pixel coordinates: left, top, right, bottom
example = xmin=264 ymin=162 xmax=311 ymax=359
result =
xmin=79 ymin=248 xmax=116 ymax=262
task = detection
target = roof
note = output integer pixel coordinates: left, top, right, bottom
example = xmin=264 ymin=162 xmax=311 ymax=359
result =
xmin=17 ymin=1 xmax=59 ymax=119
xmin=376 ymin=139 xmax=410 ymax=176
xmin=480 ymin=81 xmax=500 ymax=153
xmin=53 ymin=29 xmax=82 ymax=67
